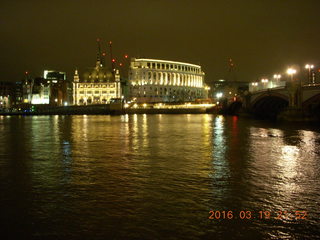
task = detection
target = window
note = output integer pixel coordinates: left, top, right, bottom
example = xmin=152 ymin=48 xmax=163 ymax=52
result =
xmin=147 ymin=63 xmax=151 ymax=68
xmin=79 ymin=91 xmax=84 ymax=94
xmin=95 ymin=91 xmax=99 ymax=94
xmin=110 ymin=91 xmax=115 ymax=94
xmin=87 ymin=91 xmax=92 ymax=94
xmin=102 ymin=91 xmax=107 ymax=94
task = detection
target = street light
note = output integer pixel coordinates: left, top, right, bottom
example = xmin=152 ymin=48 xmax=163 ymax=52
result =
xmin=305 ymin=64 xmax=314 ymax=84
xmin=273 ymin=74 xmax=281 ymax=81
xmin=216 ymin=92 xmax=223 ymax=99
xmin=287 ymin=68 xmax=297 ymax=81
xmin=287 ymin=68 xmax=299 ymax=107
xmin=261 ymin=78 xmax=268 ymax=89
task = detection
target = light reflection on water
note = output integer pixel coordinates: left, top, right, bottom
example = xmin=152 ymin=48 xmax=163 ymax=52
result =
xmin=0 ymin=115 xmax=319 ymax=239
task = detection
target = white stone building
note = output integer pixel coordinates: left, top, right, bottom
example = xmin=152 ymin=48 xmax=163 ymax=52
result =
xmin=128 ymin=58 xmax=208 ymax=103
xmin=73 ymin=58 xmax=121 ymax=105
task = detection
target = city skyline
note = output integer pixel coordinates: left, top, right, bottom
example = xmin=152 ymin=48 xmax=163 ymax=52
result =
xmin=1 ymin=0 xmax=320 ymax=83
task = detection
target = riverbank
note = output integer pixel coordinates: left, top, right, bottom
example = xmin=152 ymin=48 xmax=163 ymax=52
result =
xmin=0 ymin=104 xmax=217 ymax=116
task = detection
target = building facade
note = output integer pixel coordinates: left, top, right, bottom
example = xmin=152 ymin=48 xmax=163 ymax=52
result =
xmin=44 ymin=70 xmax=68 ymax=105
xmin=0 ymin=81 xmax=14 ymax=110
xmin=73 ymin=57 xmax=121 ymax=105
xmin=21 ymin=71 xmax=68 ymax=106
xmin=128 ymin=58 xmax=207 ymax=103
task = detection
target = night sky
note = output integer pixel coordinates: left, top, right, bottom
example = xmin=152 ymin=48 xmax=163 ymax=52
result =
xmin=1 ymin=0 xmax=320 ymax=83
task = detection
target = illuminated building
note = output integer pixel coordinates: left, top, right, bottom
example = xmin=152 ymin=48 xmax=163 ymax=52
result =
xmin=44 ymin=70 xmax=68 ymax=105
xmin=72 ymin=47 xmax=121 ymax=105
xmin=30 ymin=77 xmax=50 ymax=104
xmin=22 ymin=71 xmax=68 ymax=105
xmin=128 ymin=58 xmax=208 ymax=103
xmin=0 ymin=81 xmax=14 ymax=110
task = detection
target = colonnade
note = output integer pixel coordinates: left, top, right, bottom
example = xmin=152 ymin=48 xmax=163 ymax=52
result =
xmin=134 ymin=71 xmax=203 ymax=87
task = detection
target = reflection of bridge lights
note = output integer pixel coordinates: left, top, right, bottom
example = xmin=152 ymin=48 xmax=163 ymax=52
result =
xmin=251 ymin=82 xmax=258 ymax=86
xmin=261 ymin=78 xmax=269 ymax=83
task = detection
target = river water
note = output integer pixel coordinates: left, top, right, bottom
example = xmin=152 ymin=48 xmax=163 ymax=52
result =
xmin=0 ymin=114 xmax=319 ymax=239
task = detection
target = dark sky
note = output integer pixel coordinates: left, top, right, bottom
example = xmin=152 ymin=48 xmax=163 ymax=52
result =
xmin=1 ymin=0 xmax=320 ymax=83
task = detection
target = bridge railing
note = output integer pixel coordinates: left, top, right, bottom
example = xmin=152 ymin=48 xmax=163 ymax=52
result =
xmin=303 ymin=83 xmax=320 ymax=87
xmin=249 ymin=81 xmax=286 ymax=92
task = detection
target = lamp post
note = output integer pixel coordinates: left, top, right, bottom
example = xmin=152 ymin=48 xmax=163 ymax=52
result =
xmin=287 ymin=68 xmax=296 ymax=81
xmin=261 ymin=78 xmax=269 ymax=89
xmin=273 ymin=74 xmax=281 ymax=81
xmin=251 ymin=82 xmax=258 ymax=92
xmin=305 ymin=64 xmax=314 ymax=84
xmin=287 ymin=68 xmax=298 ymax=107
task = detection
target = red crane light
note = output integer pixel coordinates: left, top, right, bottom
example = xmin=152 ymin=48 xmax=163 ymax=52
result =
xmin=112 ymin=58 xmax=116 ymax=62
xmin=124 ymin=54 xmax=128 ymax=59
xmin=119 ymin=63 xmax=123 ymax=67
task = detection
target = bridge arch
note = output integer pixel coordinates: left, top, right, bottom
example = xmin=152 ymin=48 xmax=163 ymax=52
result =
xmin=251 ymin=92 xmax=288 ymax=106
xmin=303 ymin=93 xmax=320 ymax=118
xmin=251 ymin=92 xmax=289 ymax=119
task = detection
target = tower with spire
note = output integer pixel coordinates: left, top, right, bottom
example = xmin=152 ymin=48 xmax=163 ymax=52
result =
xmin=72 ymin=39 xmax=121 ymax=105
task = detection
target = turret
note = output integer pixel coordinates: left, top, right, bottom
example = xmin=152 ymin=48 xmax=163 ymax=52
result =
xmin=73 ymin=69 xmax=80 ymax=82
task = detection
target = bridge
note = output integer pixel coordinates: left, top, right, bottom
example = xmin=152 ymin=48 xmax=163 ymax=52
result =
xmin=226 ymin=80 xmax=320 ymax=120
